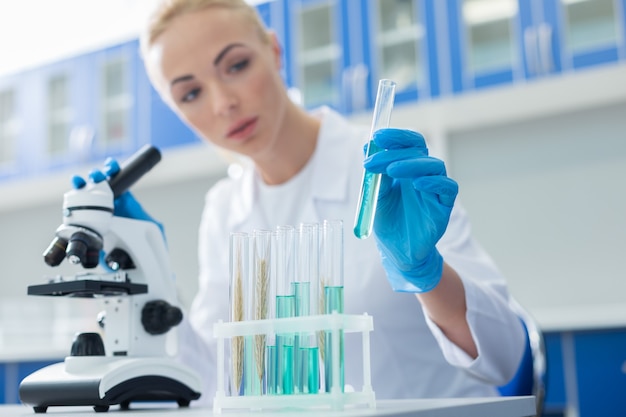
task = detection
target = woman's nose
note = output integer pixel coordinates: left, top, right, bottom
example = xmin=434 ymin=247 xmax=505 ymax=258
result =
xmin=210 ymin=83 xmax=238 ymax=116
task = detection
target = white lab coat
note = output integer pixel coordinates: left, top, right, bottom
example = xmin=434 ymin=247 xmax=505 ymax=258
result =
xmin=177 ymin=107 xmax=525 ymax=406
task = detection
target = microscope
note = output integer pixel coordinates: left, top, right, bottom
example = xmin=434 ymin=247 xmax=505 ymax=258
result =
xmin=19 ymin=146 xmax=202 ymax=413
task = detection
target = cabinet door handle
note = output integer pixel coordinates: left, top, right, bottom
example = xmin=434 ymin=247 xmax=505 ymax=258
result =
xmin=524 ymin=26 xmax=540 ymax=76
xmin=537 ymin=22 xmax=554 ymax=74
xmin=351 ymin=64 xmax=369 ymax=113
xmin=341 ymin=66 xmax=353 ymax=113
xmin=341 ymin=64 xmax=370 ymax=113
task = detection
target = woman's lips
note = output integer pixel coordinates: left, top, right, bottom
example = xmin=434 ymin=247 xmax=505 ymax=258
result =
xmin=227 ymin=117 xmax=258 ymax=140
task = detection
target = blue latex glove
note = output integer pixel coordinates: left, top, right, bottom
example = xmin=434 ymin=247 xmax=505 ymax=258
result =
xmin=364 ymin=128 xmax=458 ymax=293
xmin=72 ymin=158 xmax=165 ymax=238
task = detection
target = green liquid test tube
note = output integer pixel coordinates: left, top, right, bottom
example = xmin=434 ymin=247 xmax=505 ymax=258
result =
xmin=353 ymin=79 xmax=397 ymax=239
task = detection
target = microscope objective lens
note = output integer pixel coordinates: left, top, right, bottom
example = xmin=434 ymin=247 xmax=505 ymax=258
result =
xmin=43 ymin=236 xmax=68 ymax=267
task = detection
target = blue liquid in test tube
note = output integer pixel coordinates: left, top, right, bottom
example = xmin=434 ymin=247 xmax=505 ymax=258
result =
xmin=353 ymin=79 xmax=397 ymax=239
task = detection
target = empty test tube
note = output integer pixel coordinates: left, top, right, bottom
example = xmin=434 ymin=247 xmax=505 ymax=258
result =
xmin=353 ymin=79 xmax=397 ymax=239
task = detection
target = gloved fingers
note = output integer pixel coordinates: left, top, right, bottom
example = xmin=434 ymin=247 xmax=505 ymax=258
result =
xmin=103 ymin=158 xmax=121 ymax=177
xmin=88 ymin=169 xmax=107 ymax=183
xmin=364 ymin=148 xmax=429 ymax=173
xmin=376 ymin=157 xmax=448 ymax=201
xmin=372 ymin=128 xmax=427 ymax=150
xmin=86 ymin=158 xmax=120 ymax=184
xmin=72 ymin=175 xmax=87 ymax=189
xmin=386 ymin=156 xmax=448 ymax=178
xmin=412 ymin=176 xmax=458 ymax=207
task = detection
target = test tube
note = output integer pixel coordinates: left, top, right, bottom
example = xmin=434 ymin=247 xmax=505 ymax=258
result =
xmin=353 ymin=79 xmax=397 ymax=239
xmin=266 ymin=230 xmax=278 ymax=395
xmin=320 ymin=219 xmax=344 ymax=393
xmin=294 ymin=223 xmax=320 ymax=394
xmin=273 ymin=225 xmax=296 ymax=395
xmin=246 ymin=229 xmax=271 ymax=395
xmin=229 ymin=232 xmax=249 ymax=397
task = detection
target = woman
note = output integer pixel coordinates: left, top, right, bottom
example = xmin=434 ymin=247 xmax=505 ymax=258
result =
xmin=138 ymin=0 xmax=525 ymax=405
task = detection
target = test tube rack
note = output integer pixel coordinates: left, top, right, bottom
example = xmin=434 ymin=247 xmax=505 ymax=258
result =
xmin=213 ymin=312 xmax=375 ymax=414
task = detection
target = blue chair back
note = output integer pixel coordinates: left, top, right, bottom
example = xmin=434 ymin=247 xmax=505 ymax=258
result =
xmin=497 ymin=299 xmax=546 ymax=415
xmin=497 ymin=319 xmax=534 ymax=396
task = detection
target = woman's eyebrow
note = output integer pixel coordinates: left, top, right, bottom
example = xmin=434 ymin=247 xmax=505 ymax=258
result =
xmin=214 ymin=43 xmax=245 ymax=66
xmin=170 ymin=74 xmax=194 ymax=88
xmin=168 ymin=43 xmax=246 ymax=88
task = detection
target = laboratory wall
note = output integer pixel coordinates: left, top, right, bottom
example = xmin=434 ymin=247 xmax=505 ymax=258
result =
xmin=448 ymin=101 xmax=626 ymax=312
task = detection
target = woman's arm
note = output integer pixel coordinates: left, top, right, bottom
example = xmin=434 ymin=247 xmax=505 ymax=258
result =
xmin=417 ymin=262 xmax=477 ymax=358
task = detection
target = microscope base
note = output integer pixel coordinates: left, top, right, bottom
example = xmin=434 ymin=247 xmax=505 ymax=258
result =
xmin=19 ymin=356 xmax=201 ymax=413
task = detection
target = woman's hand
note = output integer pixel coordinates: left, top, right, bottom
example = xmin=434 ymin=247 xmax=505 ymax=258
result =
xmin=364 ymin=128 xmax=458 ymax=292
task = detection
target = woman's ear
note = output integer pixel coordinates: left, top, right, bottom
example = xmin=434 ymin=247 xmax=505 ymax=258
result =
xmin=268 ymin=30 xmax=282 ymax=70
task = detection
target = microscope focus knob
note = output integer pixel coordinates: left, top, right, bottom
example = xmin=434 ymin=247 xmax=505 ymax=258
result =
xmin=70 ymin=332 xmax=105 ymax=356
xmin=104 ymin=248 xmax=135 ymax=270
xmin=141 ymin=300 xmax=183 ymax=335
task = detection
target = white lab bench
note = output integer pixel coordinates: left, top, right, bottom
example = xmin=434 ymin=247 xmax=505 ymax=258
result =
xmin=0 ymin=397 xmax=536 ymax=416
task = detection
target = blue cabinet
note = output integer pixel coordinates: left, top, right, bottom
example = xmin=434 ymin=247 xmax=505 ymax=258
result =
xmin=0 ymin=73 xmax=25 ymax=181
xmin=574 ymin=329 xmax=626 ymax=417
xmin=0 ymin=38 xmax=198 ymax=184
xmin=446 ymin=0 xmax=626 ymax=93
xmin=543 ymin=333 xmax=567 ymax=415
xmin=542 ymin=328 xmax=626 ymax=417
xmin=545 ymin=0 xmax=626 ymax=71
xmin=362 ymin=0 xmax=442 ymax=105
xmin=283 ymin=0 xmax=352 ymax=112
xmin=0 ymin=0 xmax=624 ymax=185
xmin=39 ymin=40 xmax=145 ymax=170
xmin=280 ymin=0 xmax=441 ymax=113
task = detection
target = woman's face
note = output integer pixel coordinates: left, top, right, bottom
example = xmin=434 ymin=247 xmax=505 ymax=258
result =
xmin=146 ymin=7 xmax=287 ymax=158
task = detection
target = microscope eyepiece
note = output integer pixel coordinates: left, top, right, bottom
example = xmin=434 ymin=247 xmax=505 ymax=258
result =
xmin=108 ymin=145 xmax=161 ymax=198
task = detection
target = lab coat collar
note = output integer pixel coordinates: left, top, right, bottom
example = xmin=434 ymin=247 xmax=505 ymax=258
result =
xmin=228 ymin=106 xmax=357 ymax=228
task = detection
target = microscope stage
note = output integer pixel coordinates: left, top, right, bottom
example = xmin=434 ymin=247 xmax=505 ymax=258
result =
xmin=27 ymin=279 xmax=148 ymax=297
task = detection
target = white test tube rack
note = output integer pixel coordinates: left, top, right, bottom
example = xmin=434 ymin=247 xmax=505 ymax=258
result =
xmin=213 ymin=312 xmax=375 ymax=413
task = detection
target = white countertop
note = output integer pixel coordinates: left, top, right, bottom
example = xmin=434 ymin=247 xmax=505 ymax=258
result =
xmin=532 ymin=303 xmax=626 ymax=333
xmin=3 ymin=397 xmax=537 ymax=417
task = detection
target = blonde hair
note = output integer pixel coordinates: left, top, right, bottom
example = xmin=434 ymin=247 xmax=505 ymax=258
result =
xmin=140 ymin=0 xmax=270 ymax=59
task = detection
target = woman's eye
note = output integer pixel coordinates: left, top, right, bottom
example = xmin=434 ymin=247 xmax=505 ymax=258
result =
xmin=181 ymin=88 xmax=200 ymax=103
xmin=228 ymin=59 xmax=249 ymax=74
